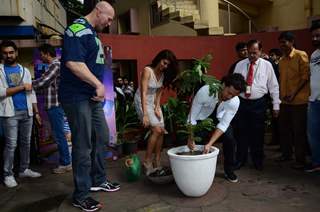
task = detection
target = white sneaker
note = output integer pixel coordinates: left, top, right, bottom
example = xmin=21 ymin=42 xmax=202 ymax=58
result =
xmin=19 ymin=169 xmax=42 ymax=178
xmin=52 ymin=164 xmax=72 ymax=174
xmin=4 ymin=176 xmax=18 ymax=188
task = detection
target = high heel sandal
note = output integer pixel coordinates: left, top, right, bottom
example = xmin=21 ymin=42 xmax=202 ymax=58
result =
xmin=143 ymin=161 xmax=154 ymax=176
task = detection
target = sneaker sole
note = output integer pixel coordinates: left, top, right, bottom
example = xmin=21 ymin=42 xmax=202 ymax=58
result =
xmin=72 ymin=203 xmax=101 ymax=212
xmin=224 ymin=175 xmax=238 ymax=183
xmin=19 ymin=175 xmax=42 ymax=178
xmin=4 ymin=183 xmax=18 ymax=188
xmin=305 ymin=168 xmax=320 ymax=173
xmin=52 ymin=169 xmax=72 ymax=174
xmin=90 ymin=186 xmax=120 ymax=192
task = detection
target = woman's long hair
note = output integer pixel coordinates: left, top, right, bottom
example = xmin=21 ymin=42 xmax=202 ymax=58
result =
xmin=149 ymin=49 xmax=178 ymax=88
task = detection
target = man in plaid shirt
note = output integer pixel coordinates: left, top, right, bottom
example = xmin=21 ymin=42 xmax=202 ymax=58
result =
xmin=33 ymin=44 xmax=71 ymax=174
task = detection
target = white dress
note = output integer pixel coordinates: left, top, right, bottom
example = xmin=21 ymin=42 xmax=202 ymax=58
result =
xmin=134 ymin=67 xmax=164 ymax=127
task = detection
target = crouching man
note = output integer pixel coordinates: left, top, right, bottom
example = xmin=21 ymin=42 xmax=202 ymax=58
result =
xmin=187 ymin=73 xmax=246 ymax=182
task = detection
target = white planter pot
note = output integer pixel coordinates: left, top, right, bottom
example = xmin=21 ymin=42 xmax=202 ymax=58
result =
xmin=167 ymin=145 xmax=219 ymax=197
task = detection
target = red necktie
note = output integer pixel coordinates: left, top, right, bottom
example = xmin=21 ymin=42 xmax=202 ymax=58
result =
xmin=245 ymin=62 xmax=255 ymax=98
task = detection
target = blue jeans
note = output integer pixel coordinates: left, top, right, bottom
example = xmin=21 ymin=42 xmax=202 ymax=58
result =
xmin=2 ymin=110 xmax=33 ymax=176
xmin=62 ymin=100 xmax=108 ymax=202
xmin=307 ymin=100 xmax=320 ymax=166
xmin=47 ymin=106 xmax=71 ymax=166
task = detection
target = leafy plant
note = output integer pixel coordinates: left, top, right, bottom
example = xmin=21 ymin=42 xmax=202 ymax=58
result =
xmin=176 ymin=54 xmax=222 ymax=98
xmin=115 ymin=100 xmax=140 ymax=144
xmin=168 ymin=54 xmax=221 ymax=144
xmin=162 ymin=97 xmax=189 ymax=134
xmin=177 ymin=119 xmax=215 ymax=143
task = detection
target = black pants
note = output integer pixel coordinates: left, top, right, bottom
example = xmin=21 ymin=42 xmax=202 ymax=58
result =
xmin=236 ymin=97 xmax=267 ymax=167
xmin=196 ymin=124 xmax=236 ymax=173
xmin=278 ymin=104 xmax=308 ymax=164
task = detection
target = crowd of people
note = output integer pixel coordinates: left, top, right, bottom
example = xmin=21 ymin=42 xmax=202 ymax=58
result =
xmin=0 ymin=1 xmax=319 ymax=211
xmin=114 ymin=76 xmax=135 ymax=105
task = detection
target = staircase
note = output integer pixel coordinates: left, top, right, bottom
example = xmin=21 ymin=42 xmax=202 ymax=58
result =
xmin=158 ymin=0 xmax=215 ymax=35
xmin=156 ymin=0 xmax=255 ymax=36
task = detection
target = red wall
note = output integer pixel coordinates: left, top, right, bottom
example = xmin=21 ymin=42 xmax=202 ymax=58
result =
xmin=100 ymin=29 xmax=313 ymax=101
xmin=100 ymin=29 xmax=312 ymax=81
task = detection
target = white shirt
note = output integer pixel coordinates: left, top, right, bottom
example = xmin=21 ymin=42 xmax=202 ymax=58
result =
xmin=188 ymin=85 xmax=240 ymax=133
xmin=234 ymin=58 xmax=281 ymax=110
xmin=310 ymin=49 xmax=320 ymax=101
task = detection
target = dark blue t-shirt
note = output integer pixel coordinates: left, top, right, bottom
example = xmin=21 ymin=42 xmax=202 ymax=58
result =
xmin=4 ymin=65 xmax=27 ymax=110
xmin=59 ymin=18 xmax=105 ymax=103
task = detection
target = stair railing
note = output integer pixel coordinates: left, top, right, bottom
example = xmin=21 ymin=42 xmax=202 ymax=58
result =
xmin=222 ymin=0 xmax=253 ymax=34
xmin=196 ymin=0 xmax=254 ymax=34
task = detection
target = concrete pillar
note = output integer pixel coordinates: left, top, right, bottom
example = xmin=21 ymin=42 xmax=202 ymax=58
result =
xmin=199 ymin=0 xmax=223 ymax=34
xmin=199 ymin=0 xmax=219 ymax=27
xmin=304 ymin=0 xmax=312 ymax=17
xmin=312 ymin=0 xmax=320 ymax=16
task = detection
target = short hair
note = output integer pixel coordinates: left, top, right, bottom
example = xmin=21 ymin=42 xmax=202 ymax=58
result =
xmin=235 ymin=42 xmax=247 ymax=52
xmin=0 ymin=40 xmax=18 ymax=51
xmin=247 ymin=39 xmax=262 ymax=50
xmin=310 ymin=19 xmax=320 ymax=32
xmin=38 ymin=44 xmax=56 ymax=57
xmin=278 ymin=31 xmax=295 ymax=42
xmin=269 ymin=48 xmax=282 ymax=57
xmin=222 ymin=73 xmax=246 ymax=93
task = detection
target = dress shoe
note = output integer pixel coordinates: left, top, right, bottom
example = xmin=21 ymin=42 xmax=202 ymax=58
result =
xmin=275 ymin=155 xmax=292 ymax=162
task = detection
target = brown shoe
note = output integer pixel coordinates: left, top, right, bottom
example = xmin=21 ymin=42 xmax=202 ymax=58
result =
xmin=52 ymin=164 xmax=72 ymax=174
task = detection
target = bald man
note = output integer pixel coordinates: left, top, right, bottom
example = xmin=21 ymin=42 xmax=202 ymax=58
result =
xmin=59 ymin=2 xmax=119 ymax=211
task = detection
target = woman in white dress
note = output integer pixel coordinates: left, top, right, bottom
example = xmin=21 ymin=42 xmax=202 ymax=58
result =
xmin=134 ymin=50 xmax=178 ymax=175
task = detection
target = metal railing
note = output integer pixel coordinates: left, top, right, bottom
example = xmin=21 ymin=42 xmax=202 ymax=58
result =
xmin=220 ymin=0 xmax=253 ymax=34
xmin=195 ymin=0 xmax=254 ymax=34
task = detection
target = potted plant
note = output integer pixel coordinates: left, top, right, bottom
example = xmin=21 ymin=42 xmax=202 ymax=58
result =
xmin=115 ymin=100 xmax=141 ymax=156
xmin=161 ymin=97 xmax=189 ymax=147
xmin=167 ymin=54 xmax=222 ymax=197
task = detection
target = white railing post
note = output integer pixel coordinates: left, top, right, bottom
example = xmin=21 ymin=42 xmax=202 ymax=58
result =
xmin=227 ymin=3 xmax=231 ymax=34
xmin=221 ymin=0 xmax=254 ymax=34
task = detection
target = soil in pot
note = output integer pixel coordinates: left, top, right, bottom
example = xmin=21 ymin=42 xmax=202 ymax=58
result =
xmin=176 ymin=149 xmax=215 ymax=155
xmin=177 ymin=150 xmax=203 ymax=155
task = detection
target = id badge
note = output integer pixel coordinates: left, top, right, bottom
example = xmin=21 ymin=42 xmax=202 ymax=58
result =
xmin=245 ymin=85 xmax=251 ymax=95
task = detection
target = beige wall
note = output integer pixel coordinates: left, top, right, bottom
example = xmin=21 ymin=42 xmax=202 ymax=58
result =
xmin=113 ymin=0 xmax=318 ymax=36
xmin=114 ymin=0 xmax=151 ymax=35
xmin=254 ymin=0 xmax=308 ymax=31
xmin=314 ymin=0 xmax=320 ymax=16
xmin=0 ymin=0 xmax=66 ymax=34
xmin=151 ymin=21 xmax=197 ymax=36
xmin=219 ymin=9 xmax=248 ymax=34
